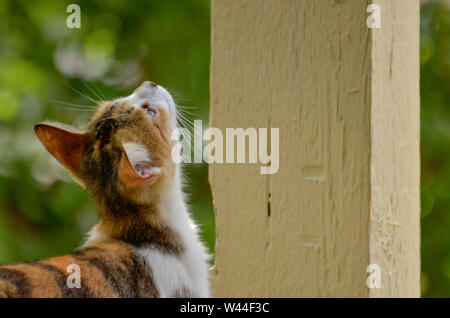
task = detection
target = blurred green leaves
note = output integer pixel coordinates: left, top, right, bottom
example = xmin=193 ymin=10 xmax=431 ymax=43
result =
xmin=420 ymin=0 xmax=450 ymax=297
xmin=0 ymin=0 xmax=214 ymax=266
xmin=0 ymin=90 xmax=19 ymax=120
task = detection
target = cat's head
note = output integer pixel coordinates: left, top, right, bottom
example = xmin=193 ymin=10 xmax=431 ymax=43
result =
xmin=35 ymin=81 xmax=178 ymax=205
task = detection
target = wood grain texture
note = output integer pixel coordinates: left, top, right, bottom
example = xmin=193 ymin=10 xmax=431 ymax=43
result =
xmin=209 ymin=0 xmax=419 ymax=297
xmin=369 ymin=0 xmax=420 ymax=297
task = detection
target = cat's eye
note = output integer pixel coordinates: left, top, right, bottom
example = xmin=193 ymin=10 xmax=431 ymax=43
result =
xmin=142 ymin=103 xmax=156 ymax=117
xmin=146 ymin=108 xmax=156 ymax=117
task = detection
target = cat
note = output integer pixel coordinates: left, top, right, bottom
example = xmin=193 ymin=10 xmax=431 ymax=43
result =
xmin=0 ymin=81 xmax=210 ymax=298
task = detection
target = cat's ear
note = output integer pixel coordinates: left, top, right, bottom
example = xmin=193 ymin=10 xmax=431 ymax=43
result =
xmin=34 ymin=124 xmax=89 ymax=176
xmin=119 ymin=142 xmax=160 ymax=187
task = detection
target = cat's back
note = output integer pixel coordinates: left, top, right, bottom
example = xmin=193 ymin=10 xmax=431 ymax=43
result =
xmin=0 ymin=240 xmax=158 ymax=298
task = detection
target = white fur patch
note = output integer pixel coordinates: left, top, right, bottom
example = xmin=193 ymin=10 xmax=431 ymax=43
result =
xmin=136 ymin=167 xmax=210 ymax=297
xmin=153 ymin=167 xmax=211 ymax=297
xmin=84 ymin=224 xmax=108 ymax=245
xmin=135 ymin=249 xmax=194 ymax=297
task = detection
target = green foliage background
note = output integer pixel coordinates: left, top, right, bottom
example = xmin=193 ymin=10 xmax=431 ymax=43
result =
xmin=0 ymin=0 xmax=448 ymax=297
xmin=420 ymin=0 xmax=450 ymax=298
xmin=0 ymin=0 xmax=214 ymax=264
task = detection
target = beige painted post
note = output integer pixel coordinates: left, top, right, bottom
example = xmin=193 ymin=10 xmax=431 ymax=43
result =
xmin=209 ymin=0 xmax=420 ymax=297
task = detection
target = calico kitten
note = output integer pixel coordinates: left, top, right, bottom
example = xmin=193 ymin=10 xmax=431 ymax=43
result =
xmin=0 ymin=81 xmax=210 ymax=298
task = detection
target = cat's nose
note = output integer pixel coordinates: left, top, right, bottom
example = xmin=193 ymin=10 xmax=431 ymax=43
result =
xmin=134 ymin=81 xmax=157 ymax=97
xmin=139 ymin=81 xmax=156 ymax=88
xmin=142 ymin=81 xmax=157 ymax=88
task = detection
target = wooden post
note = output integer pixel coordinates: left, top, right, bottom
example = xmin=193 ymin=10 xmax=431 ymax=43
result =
xmin=209 ymin=0 xmax=420 ymax=297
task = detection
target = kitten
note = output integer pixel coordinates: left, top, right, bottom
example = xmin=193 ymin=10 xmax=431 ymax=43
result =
xmin=0 ymin=81 xmax=210 ymax=298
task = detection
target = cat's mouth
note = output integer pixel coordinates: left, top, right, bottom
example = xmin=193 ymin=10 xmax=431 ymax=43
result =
xmin=119 ymin=142 xmax=162 ymax=188
xmin=130 ymin=161 xmax=161 ymax=179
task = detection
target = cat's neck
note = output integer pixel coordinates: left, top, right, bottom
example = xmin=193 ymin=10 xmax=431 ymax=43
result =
xmin=84 ymin=165 xmax=211 ymax=297
xmin=84 ymin=166 xmax=192 ymax=253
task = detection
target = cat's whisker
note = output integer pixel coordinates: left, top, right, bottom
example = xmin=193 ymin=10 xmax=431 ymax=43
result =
xmin=177 ymin=118 xmax=195 ymax=131
xmin=178 ymin=124 xmax=195 ymax=135
xmin=177 ymin=113 xmax=196 ymax=130
xmin=177 ymin=110 xmax=197 ymax=119
xmin=177 ymin=104 xmax=198 ymax=110
xmin=82 ymin=80 xmax=105 ymax=102
xmin=176 ymin=108 xmax=193 ymax=120
xmin=177 ymin=113 xmax=192 ymax=124
xmin=177 ymin=117 xmax=204 ymax=151
xmin=178 ymin=109 xmax=197 ymax=118
xmin=178 ymin=117 xmax=196 ymax=129
xmin=97 ymin=88 xmax=112 ymax=101
xmin=81 ymin=80 xmax=116 ymax=103
xmin=47 ymin=100 xmax=96 ymax=109
xmin=56 ymin=107 xmax=95 ymax=112
xmin=163 ymin=86 xmax=187 ymax=101
xmin=102 ymin=85 xmax=117 ymax=101
xmin=177 ymin=106 xmax=197 ymax=117
xmin=64 ymin=82 xmax=99 ymax=105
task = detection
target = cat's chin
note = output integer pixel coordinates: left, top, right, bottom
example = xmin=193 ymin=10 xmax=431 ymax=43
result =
xmin=118 ymin=169 xmax=174 ymax=205
xmin=118 ymin=151 xmax=161 ymax=187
